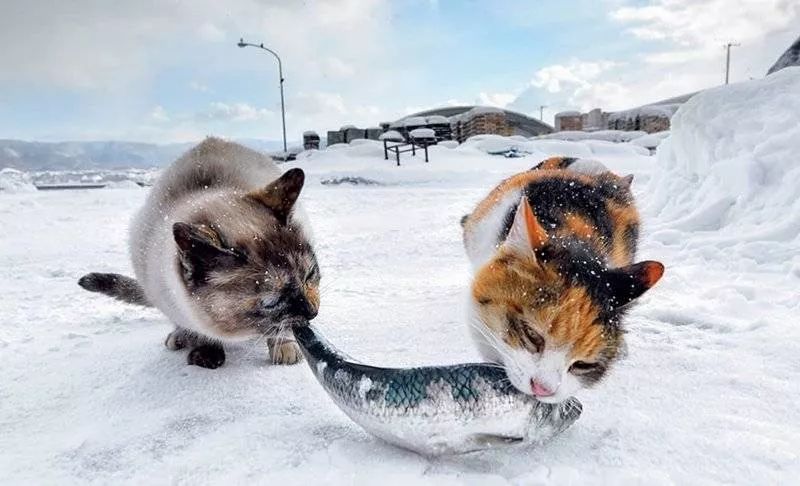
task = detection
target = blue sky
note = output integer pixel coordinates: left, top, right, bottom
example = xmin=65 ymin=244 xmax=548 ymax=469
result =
xmin=1 ymin=0 xmax=797 ymax=144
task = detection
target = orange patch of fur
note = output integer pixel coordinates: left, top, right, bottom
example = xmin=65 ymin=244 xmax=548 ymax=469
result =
xmin=471 ymin=250 xmax=606 ymax=362
xmin=536 ymin=157 xmax=568 ymax=170
xmin=562 ymin=213 xmax=596 ymax=240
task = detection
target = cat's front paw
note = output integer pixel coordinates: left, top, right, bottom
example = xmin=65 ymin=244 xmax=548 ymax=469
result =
xmin=269 ymin=340 xmax=303 ymax=365
xmin=188 ymin=344 xmax=226 ymax=369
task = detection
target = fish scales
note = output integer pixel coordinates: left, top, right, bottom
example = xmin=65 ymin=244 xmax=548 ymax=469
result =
xmin=294 ymin=325 xmax=582 ymax=455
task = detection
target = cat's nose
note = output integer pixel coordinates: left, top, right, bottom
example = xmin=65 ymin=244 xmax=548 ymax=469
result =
xmin=530 ymin=379 xmax=555 ymax=397
xmin=287 ymin=295 xmax=317 ymax=320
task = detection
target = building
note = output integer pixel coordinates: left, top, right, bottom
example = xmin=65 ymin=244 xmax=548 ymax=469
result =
xmin=326 ymin=125 xmax=383 ymax=146
xmin=318 ymin=105 xmax=552 ymax=147
xmin=554 ymin=111 xmax=582 ymax=131
xmin=553 ymin=93 xmax=697 ymax=134
xmin=302 ymin=131 xmax=320 ymax=150
xmin=403 ymin=106 xmax=552 ymax=142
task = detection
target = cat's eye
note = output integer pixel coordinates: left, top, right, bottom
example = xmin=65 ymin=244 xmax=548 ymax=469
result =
xmin=510 ymin=318 xmax=544 ymax=353
xmin=522 ymin=327 xmax=545 ymax=353
xmin=569 ymin=360 xmax=600 ymax=375
xmin=259 ymin=292 xmax=281 ymax=309
xmin=305 ymin=263 xmax=320 ymax=282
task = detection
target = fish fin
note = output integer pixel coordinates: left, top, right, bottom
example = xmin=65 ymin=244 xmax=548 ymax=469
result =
xmin=467 ymin=434 xmax=523 ymax=451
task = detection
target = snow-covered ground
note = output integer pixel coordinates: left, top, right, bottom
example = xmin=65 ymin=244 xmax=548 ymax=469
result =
xmin=2 ymin=69 xmax=799 ymax=485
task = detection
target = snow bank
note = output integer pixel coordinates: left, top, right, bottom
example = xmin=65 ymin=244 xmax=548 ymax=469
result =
xmin=289 ymin=134 xmax=653 ymax=188
xmin=629 ymin=131 xmax=670 ymax=150
xmin=648 ymin=67 xmax=800 ymax=246
xmin=536 ymin=130 xmax=648 ymax=143
xmin=0 ymin=168 xmax=36 ymax=193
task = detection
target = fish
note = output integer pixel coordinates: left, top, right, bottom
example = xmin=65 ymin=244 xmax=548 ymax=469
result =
xmin=293 ymin=325 xmax=583 ymax=455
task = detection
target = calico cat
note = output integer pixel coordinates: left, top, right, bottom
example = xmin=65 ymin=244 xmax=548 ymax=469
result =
xmin=78 ymin=137 xmax=320 ymax=369
xmin=462 ymin=156 xmax=663 ymax=403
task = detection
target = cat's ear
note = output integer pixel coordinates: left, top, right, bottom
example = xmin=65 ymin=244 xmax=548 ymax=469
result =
xmin=606 ymin=260 xmax=664 ymax=308
xmin=505 ymin=196 xmax=548 ymax=255
xmin=621 ymin=174 xmax=634 ymax=186
xmin=248 ymin=168 xmax=305 ymax=224
xmin=173 ymin=222 xmax=241 ymax=273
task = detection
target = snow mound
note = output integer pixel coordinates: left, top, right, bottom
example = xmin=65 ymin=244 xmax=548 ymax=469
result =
xmin=0 ymin=168 xmax=36 ymax=193
xmin=409 ymin=128 xmax=436 ymax=139
xmin=379 ymin=130 xmax=404 ymax=141
xmin=648 ymin=67 xmax=800 ymax=243
xmin=460 ymin=134 xmax=648 ymax=160
xmin=629 ymin=131 xmax=670 ymax=150
xmin=536 ymin=130 xmax=648 ymax=143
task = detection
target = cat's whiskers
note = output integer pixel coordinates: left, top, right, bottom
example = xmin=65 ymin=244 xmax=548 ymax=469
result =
xmin=466 ymin=316 xmax=525 ymax=375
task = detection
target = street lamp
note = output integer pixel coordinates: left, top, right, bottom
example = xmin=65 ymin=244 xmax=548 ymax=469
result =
xmin=237 ymin=38 xmax=287 ymax=154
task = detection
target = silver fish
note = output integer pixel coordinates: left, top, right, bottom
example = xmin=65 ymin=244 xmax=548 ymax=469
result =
xmin=293 ymin=325 xmax=583 ymax=455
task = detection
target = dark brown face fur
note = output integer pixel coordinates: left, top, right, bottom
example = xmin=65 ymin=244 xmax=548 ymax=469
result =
xmin=173 ymin=169 xmax=320 ymax=340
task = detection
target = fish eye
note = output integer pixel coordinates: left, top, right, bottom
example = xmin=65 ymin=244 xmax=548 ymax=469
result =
xmin=569 ymin=360 xmax=600 ymax=375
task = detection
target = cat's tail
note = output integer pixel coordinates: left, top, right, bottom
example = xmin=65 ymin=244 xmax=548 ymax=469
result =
xmin=78 ymin=272 xmax=151 ymax=307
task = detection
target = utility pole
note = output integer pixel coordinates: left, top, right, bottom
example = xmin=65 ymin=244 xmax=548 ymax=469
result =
xmin=237 ymin=38 xmax=288 ymax=154
xmin=725 ymin=42 xmax=740 ymax=85
xmin=539 ymin=105 xmax=547 ymax=121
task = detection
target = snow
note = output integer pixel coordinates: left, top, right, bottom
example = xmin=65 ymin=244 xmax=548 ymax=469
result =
xmin=629 ymin=130 xmax=670 ymax=150
xmin=2 ymin=70 xmax=800 ymax=484
xmin=426 ymin=115 xmax=449 ymax=125
xmin=402 ymin=117 xmax=427 ymax=127
xmin=0 ymin=167 xmax=36 ymax=192
xmin=409 ymin=128 xmax=436 ymax=139
xmin=608 ymin=104 xmax=682 ymax=122
xmin=379 ymin=130 xmax=404 ymax=141
xmin=537 ymin=130 xmax=648 ymax=143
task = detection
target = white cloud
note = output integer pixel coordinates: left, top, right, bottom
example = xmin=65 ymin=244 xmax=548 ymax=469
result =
xmin=530 ymin=60 xmax=618 ymax=93
xmin=477 ymin=92 xmax=516 ymax=108
xmin=510 ymin=1 xmax=800 ymax=122
xmin=197 ymin=102 xmax=272 ymax=122
xmin=612 ymin=0 xmax=800 ymax=67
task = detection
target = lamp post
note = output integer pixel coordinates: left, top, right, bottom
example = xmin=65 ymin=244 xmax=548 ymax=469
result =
xmin=724 ymin=42 xmax=740 ymax=85
xmin=237 ymin=38 xmax=287 ymax=154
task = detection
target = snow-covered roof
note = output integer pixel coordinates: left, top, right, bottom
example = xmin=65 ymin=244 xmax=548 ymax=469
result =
xmin=555 ymin=111 xmax=581 ymax=117
xmin=536 ymin=130 xmax=647 ymax=143
xmin=426 ymin=115 xmax=449 ymax=125
xmin=302 ymin=130 xmax=319 ymax=137
xmin=340 ymin=124 xmax=357 ymax=130
xmin=402 ymin=117 xmax=427 ymax=127
xmin=409 ymin=128 xmax=436 ymax=139
xmin=379 ymin=130 xmax=404 ymax=141
xmin=608 ymin=103 xmax=682 ymax=122
xmin=449 ymin=106 xmax=505 ymax=123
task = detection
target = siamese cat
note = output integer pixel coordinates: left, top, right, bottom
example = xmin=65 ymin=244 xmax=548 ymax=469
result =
xmin=79 ymin=137 xmax=320 ymax=369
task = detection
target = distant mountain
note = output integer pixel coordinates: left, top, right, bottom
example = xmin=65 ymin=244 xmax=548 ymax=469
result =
xmin=0 ymin=138 xmax=287 ymax=171
xmin=767 ymin=35 xmax=800 ymax=75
